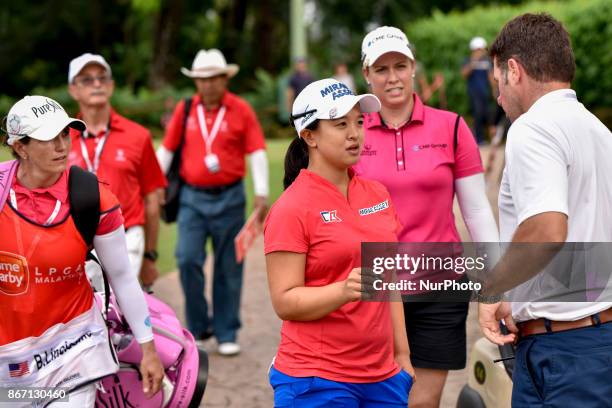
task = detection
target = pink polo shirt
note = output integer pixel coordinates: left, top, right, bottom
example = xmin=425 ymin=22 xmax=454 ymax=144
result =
xmin=354 ymin=94 xmax=483 ymax=243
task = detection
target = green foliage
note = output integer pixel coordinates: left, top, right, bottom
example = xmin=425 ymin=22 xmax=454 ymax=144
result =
xmin=406 ymin=0 xmax=612 ymax=122
xmin=243 ymin=69 xmax=293 ymax=139
xmin=0 ymin=86 xmax=194 ymax=133
xmin=131 ymin=0 xmax=161 ymax=14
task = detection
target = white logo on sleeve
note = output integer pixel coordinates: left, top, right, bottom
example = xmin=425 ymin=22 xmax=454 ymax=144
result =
xmin=320 ymin=210 xmax=342 ymax=223
xmin=359 ymin=200 xmax=389 ymax=216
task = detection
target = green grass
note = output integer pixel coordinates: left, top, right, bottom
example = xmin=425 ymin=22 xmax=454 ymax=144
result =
xmin=1 ymin=139 xmax=292 ymax=274
xmin=0 ymin=149 xmax=10 ymax=162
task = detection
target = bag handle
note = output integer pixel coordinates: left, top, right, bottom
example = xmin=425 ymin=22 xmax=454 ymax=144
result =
xmin=176 ymin=97 xmax=193 ymax=158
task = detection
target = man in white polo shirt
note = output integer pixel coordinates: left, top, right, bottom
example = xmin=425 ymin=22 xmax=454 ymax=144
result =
xmin=478 ymin=13 xmax=612 ymax=407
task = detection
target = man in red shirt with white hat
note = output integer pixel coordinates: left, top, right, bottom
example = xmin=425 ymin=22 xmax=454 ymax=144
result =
xmin=157 ymin=49 xmax=269 ymax=356
xmin=67 ymin=53 xmax=167 ymax=288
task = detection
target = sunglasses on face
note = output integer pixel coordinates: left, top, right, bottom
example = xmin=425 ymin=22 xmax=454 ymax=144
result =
xmin=75 ymin=75 xmax=112 ymax=87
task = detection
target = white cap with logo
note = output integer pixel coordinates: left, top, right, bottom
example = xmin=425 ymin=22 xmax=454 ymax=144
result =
xmin=361 ymin=26 xmax=414 ymax=68
xmin=4 ymin=96 xmax=85 ymax=145
xmin=68 ymin=53 xmax=112 ymax=84
xmin=470 ymin=37 xmax=487 ymax=51
xmin=291 ymin=78 xmax=381 ymax=137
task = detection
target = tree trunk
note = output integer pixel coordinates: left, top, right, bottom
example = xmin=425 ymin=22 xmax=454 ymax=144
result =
xmin=253 ymin=0 xmax=275 ymax=72
xmin=149 ymin=0 xmax=184 ymax=89
xmin=218 ymin=0 xmax=248 ymax=65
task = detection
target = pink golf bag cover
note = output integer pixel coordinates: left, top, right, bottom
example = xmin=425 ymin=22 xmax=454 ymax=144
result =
xmin=94 ymin=292 xmax=208 ymax=407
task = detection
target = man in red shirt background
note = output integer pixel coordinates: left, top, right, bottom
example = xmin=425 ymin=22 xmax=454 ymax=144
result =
xmin=157 ymin=49 xmax=269 ymax=356
xmin=67 ymin=53 xmax=167 ymax=288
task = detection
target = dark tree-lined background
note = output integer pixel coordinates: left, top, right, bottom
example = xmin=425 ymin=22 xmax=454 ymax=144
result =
xmin=0 ymin=0 xmax=524 ymax=96
xmin=1 ymin=0 xmax=609 ymax=132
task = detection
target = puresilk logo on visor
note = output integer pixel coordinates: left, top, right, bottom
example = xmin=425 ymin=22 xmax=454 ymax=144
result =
xmin=31 ymin=98 xmax=63 ymax=118
xmin=320 ymin=82 xmax=352 ymax=101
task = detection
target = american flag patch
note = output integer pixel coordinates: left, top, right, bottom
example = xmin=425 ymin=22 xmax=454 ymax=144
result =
xmin=8 ymin=361 xmax=29 ymax=377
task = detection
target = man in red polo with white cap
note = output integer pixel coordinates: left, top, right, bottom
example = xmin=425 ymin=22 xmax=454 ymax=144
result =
xmin=157 ymin=49 xmax=269 ymax=356
xmin=67 ymin=53 xmax=167 ymax=288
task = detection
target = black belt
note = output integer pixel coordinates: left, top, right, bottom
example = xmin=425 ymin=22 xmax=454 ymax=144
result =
xmin=188 ymin=179 xmax=241 ymax=195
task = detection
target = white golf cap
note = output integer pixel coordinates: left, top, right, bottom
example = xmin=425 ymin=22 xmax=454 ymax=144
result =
xmin=291 ymin=78 xmax=381 ymax=137
xmin=470 ymin=37 xmax=487 ymax=51
xmin=4 ymin=96 xmax=85 ymax=145
xmin=361 ymin=26 xmax=414 ymax=68
xmin=68 ymin=53 xmax=112 ymax=83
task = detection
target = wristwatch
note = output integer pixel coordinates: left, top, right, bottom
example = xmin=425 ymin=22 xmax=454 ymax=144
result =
xmin=144 ymin=250 xmax=159 ymax=262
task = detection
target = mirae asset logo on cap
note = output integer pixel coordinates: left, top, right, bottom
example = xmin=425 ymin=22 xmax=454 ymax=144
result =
xmin=320 ymin=82 xmax=352 ymax=101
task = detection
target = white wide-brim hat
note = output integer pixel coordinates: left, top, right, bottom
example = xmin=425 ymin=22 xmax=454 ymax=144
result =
xmin=291 ymin=78 xmax=381 ymax=136
xmin=181 ymin=49 xmax=239 ymax=79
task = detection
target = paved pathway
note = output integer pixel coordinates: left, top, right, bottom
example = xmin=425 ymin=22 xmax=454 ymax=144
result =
xmin=152 ymin=147 xmax=504 ymax=407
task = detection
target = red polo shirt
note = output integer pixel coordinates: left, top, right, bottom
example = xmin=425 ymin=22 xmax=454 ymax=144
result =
xmin=161 ymin=92 xmax=266 ymax=187
xmin=264 ymin=169 xmax=402 ymax=383
xmin=69 ymin=110 xmax=167 ymax=229
xmin=354 ymin=94 xmax=483 ymax=243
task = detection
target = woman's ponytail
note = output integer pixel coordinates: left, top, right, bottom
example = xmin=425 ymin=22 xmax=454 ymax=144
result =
xmin=283 ymin=137 xmax=309 ymax=189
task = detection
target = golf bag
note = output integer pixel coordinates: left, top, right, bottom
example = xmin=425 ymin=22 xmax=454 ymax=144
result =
xmin=93 ymin=292 xmax=208 ymax=408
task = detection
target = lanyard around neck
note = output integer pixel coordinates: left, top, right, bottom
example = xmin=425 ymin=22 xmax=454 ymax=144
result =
xmin=80 ymin=123 xmax=111 ymax=174
xmin=196 ymin=104 xmax=226 ymax=154
xmin=9 ymin=188 xmax=61 ymax=226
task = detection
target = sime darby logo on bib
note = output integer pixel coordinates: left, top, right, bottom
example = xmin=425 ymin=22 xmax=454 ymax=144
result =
xmin=0 ymin=251 xmax=29 ymax=295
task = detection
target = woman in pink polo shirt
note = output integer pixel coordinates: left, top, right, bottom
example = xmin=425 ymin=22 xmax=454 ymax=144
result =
xmin=356 ymin=27 xmax=499 ymax=408
xmin=264 ymin=78 xmax=415 ymax=407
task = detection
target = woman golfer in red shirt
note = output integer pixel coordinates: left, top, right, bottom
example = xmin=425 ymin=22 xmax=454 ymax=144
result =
xmin=264 ymin=78 xmax=415 ymax=407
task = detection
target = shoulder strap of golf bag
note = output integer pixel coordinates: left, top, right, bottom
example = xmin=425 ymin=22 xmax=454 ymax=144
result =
xmin=68 ymin=165 xmax=111 ymax=314
xmin=453 ymin=114 xmax=461 ymax=153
